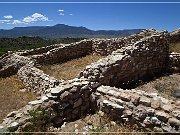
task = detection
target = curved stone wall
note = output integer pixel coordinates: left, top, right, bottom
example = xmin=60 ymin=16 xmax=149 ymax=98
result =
xmin=0 ymin=29 xmax=180 ymax=133
xmin=79 ymin=34 xmax=169 ymax=88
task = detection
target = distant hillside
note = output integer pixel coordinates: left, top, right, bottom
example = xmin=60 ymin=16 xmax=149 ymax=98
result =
xmin=0 ymin=36 xmax=85 ymax=56
xmin=0 ymin=24 xmax=143 ymax=38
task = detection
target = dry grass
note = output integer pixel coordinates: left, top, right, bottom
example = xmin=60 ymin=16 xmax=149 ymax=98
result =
xmin=41 ymin=54 xmax=103 ymax=80
xmin=136 ymin=74 xmax=180 ymax=100
xmin=0 ymin=75 xmax=37 ymax=122
xmin=54 ymin=113 xmax=146 ymax=135
xmin=170 ymin=42 xmax=180 ymax=53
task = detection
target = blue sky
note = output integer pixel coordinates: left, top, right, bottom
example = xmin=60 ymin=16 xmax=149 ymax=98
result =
xmin=0 ymin=1 xmax=180 ymax=31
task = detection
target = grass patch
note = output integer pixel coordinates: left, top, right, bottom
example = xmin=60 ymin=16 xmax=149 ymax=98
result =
xmin=136 ymin=74 xmax=180 ymax=100
xmin=0 ymin=75 xmax=37 ymax=123
xmin=41 ymin=54 xmax=103 ymax=80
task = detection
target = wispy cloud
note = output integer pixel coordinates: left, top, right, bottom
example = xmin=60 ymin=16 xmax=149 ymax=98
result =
xmin=58 ymin=9 xmax=64 ymax=12
xmin=59 ymin=13 xmax=65 ymax=16
xmin=69 ymin=14 xmax=73 ymax=16
xmin=4 ymin=15 xmax=13 ymax=19
xmin=0 ymin=13 xmax=49 ymax=25
xmin=0 ymin=20 xmax=11 ymax=24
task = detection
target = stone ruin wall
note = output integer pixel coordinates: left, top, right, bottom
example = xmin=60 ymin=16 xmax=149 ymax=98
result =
xmin=0 ymin=29 xmax=180 ymax=133
xmin=79 ymin=34 xmax=169 ymax=88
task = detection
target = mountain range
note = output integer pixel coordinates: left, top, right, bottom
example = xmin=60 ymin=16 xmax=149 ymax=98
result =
xmin=0 ymin=24 xmax=144 ymax=38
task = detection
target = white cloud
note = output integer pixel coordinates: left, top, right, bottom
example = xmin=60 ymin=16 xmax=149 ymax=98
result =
xmin=59 ymin=13 xmax=64 ymax=16
xmin=58 ymin=9 xmax=64 ymax=12
xmin=0 ymin=20 xmax=11 ymax=24
xmin=23 ymin=13 xmax=49 ymax=23
xmin=69 ymin=14 xmax=73 ymax=16
xmin=4 ymin=15 xmax=13 ymax=19
xmin=0 ymin=13 xmax=50 ymax=25
xmin=12 ymin=20 xmax=25 ymax=24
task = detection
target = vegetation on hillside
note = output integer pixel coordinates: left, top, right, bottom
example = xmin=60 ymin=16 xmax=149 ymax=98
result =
xmin=0 ymin=36 xmax=85 ymax=56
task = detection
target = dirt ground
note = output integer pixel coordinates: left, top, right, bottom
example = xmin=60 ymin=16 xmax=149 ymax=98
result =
xmin=41 ymin=54 xmax=103 ymax=80
xmin=0 ymin=75 xmax=37 ymax=122
xmin=135 ymin=73 xmax=180 ymax=100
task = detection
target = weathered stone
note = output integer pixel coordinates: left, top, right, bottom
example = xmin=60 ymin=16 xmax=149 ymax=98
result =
xmin=7 ymin=111 xmax=18 ymax=118
xmin=119 ymin=92 xmax=131 ymax=102
xmin=155 ymin=111 xmax=170 ymax=123
xmin=153 ymin=127 xmax=163 ymax=132
xmin=60 ymin=91 xmax=72 ymax=101
xmin=147 ymin=108 xmax=155 ymax=116
xmin=139 ymin=96 xmax=151 ymax=106
xmin=51 ymin=86 xmax=65 ymax=96
xmin=151 ymin=99 xmax=161 ymax=109
xmin=103 ymin=100 xmax=124 ymax=111
xmin=168 ymin=117 xmax=180 ymax=127
xmin=172 ymin=110 xmax=180 ymax=120
xmin=28 ymin=100 xmax=42 ymax=105
xmin=151 ymin=117 xmax=161 ymax=125
xmin=161 ymin=104 xmax=173 ymax=112
xmin=130 ymin=94 xmax=140 ymax=105
xmin=133 ymin=106 xmax=147 ymax=121
xmin=7 ymin=122 xmax=19 ymax=131
xmin=73 ymin=98 xmax=83 ymax=108
xmin=41 ymin=96 xmax=49 ymax=102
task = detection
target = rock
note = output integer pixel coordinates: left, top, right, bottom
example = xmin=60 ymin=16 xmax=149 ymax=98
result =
xmin=172 ymin=110 xmax=180 ymax=120
xmin=7 ymin=111 xmax=18 ymax=118
xmin=46 ymin=93 xmax=57 ymax=99
xmin=139 ymin=96 xmax=151 ymax=106
xmin=147 ymin=108 xmax=155 ymax=116
xmin=51 ymin=86 xmax=65 ymax=96
xmin=161 ymin=104 xmax=173 ymax=112
xmin=103 ymin=100 xmax=124 ymax=111
xmin=155 ymin=111 xmax=170 ymax=123
xmin=7 ymin=122 xmax=19 ymax=131
xmin=153 ymin=127 xmax=163 ymax=132
xmin=168 ymin=117 xmax=180 ymax=127
xmin=118 ymin=92 xmax=131 ymax=102
xmin=133 ymin=106 xmax=147 ymax=121
xmin=73 ymin=98 xmax=82 ymax=108
xmin=41 ymin=96 xmax=49 ymax=102
xmin=60 ymin=91 xmax=71 ymax=101
xmin=172 ymin=88 xmax=180 ymax=98
xmin=151 ymin=117 xmax=161 ymax=125
xmin=130 ymin=94 xmax=140 ymax=105
xmin=123 ymin=110 xmax=132 ymax=117
xmin=28 ymin=100 xmax=42 ymax=105
xmin=151 ymin=99 xmax=161 ymax=109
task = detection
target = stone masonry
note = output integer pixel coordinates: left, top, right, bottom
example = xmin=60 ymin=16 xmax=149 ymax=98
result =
xmin=0 ymin=29 xmax=180 ymax=133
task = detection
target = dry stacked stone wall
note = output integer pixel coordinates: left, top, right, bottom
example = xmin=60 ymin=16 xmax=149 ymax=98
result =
xmin=169 ymin=52 xmax=180 ymax=72
xmin=79 ymin=34 xmax=169 ymax=88
xmin=91 ymin=29 xmax=161 ymax=56
xmin=92 ymin=86 xmax=180 ymax=132
xmin=17 ymin=64 xmax=60 ymax=93
xmin=0 ymin=29 xmax=180 ymax=133
xmin=30 ymin=40 xmax=93 ymax=65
